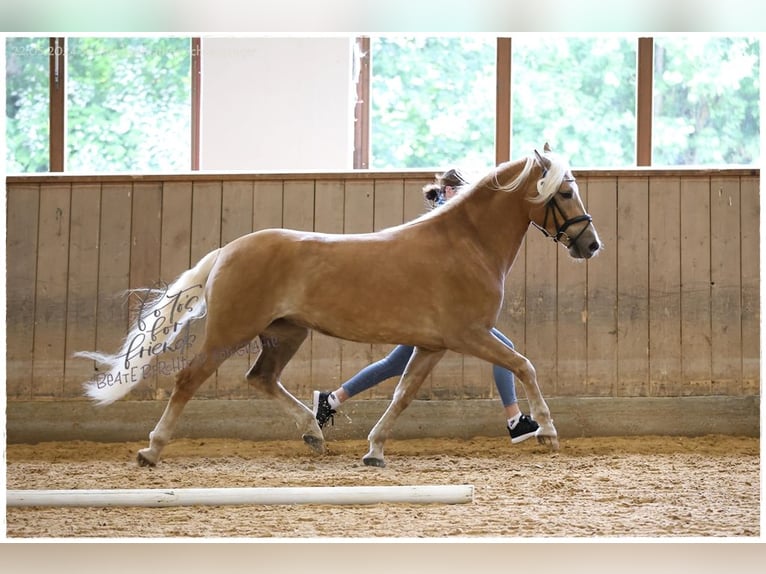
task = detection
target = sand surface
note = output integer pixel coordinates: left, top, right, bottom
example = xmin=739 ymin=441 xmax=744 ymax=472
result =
xmin=5 ymin=434 xmax=759 ymax=538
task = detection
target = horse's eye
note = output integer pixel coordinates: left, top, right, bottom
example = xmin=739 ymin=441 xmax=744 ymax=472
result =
xmin=559 ymin=190 xmax=574 ymax=199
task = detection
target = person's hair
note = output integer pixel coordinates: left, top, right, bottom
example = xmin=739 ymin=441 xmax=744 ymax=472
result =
xmin=422 ymin=168 xmax=468 ymax=204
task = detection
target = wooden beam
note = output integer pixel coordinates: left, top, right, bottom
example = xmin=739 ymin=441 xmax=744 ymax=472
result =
xmin=191 ymin=37 xmax=202 ymax=171
xmin=48 ymin=37 xmax=65 ymax=172
xmin=495 ymin=37 xmax=512 ymax=165
xmin=636 ymin=37 xmax=654 ymax=166
xmin=353 ymin=36 xmax=370 ymax=169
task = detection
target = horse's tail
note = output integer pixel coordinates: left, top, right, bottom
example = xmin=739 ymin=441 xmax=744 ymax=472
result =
xmin=76 ymin=248 xmax=222 ymax=406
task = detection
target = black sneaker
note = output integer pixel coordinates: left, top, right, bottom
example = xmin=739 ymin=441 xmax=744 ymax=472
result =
xmin=312 ymin=391 xmax=336 ymax=428
xmin=507 ymin=414 xmax=539 ymax=444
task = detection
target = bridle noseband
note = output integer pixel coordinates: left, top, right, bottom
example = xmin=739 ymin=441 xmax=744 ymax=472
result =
xmin=531 ymin=175 xmax=593 ymax=248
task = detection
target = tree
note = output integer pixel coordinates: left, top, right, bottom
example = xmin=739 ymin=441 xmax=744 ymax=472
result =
xmin=653 ymin=36 xmax=759 ymax=165
xmin=370 ymin=35 xmax=759 ymax=169
xmin=6 ymin=37 xmax=49 ymax=172
xmin=5 ymin=36 xmax=191 ymax=173
xmin=370 ymin=37 xmax=496 ymax=172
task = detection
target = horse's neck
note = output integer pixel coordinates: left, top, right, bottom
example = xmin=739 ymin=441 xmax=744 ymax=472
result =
xmin=457 ymin=184 xmax=532 ymax=278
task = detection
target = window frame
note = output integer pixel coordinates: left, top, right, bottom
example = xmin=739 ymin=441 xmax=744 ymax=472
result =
xmin=15 ymin=35 xmax=756 ymax=172
xmin=43 ymin=36 xmax=200 ymax=172
xmin=355 ymin=35 xmax=746 ymax=168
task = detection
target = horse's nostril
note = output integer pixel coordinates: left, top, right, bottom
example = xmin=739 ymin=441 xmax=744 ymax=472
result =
xmin=589 ymin=241 xmax=600 ymax=253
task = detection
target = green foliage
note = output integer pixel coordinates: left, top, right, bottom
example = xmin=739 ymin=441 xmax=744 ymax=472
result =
xmin=6 ymin=36 xmax=760 ymax=173
xmin=371 ymin=36 xmax=759 ymax=169
xmin=653 ymin=36 xmax=759 ymax=165
xmin=511 ymin=36 xmax=638 ymax=167
xmin=5 ymin=36 xmax=191 ymax=173
xmin=370 ymin=37 xmax=496 ymax=172
xmin=67 ymin=38 xmax=191 ymax=172
xmin=6 ymin=37 xmax=50 ymax=172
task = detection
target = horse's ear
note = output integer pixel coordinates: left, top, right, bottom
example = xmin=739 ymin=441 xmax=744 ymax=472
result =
xmin=543 ymin=142 xmax=552 ymax=153
xmin=534 ymin=149 xmax=550 ymax=170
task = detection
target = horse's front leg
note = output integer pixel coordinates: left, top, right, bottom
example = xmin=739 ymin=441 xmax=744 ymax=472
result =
xmin=364 ymin=347 xmax=446 ymax=467
xmin=458 ymin=330 xmax=558 ymax=450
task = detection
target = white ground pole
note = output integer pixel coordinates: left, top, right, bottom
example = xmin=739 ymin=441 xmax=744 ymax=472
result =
xmin=7 ymin=485 xmax=474 ymax=508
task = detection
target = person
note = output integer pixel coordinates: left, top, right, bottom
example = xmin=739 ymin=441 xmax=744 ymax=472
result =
xmin=312 ymin=169 xmax=540 ymax=444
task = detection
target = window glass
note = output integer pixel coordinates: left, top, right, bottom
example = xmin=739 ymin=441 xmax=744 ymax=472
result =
xmin=6 ymin=37 xmax=50 ymax=173
xmin=653 ymin=36 xmax=759 ymax=166
xmin=370 ymin=36 xmax=496 ymax=172
xmin=66 ymin=37 xmax=191 ymax=172
xmin=512 ymin=36 xmax=637 ymax=167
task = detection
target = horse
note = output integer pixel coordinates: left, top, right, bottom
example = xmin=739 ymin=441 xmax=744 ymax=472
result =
xmin=76 ymin=143 xmax=601 ymax=468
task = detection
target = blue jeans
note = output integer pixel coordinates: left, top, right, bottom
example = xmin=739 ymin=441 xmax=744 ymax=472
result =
xmin=341 ymin=328 xmax=518 ymax=407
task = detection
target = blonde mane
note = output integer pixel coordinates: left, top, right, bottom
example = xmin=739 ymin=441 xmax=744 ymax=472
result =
xmin=494 ymin=151 xmax=572 ymax=204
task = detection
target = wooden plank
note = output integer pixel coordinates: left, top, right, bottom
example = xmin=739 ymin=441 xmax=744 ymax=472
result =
xmin=495 ymin=223 xmax=527 ymax=407
xmin=126 ymin=182 xmax=163 ymax=399
xmin=32 ymin=184 xmax=71 ymax=398
xmin=311 ymin=180 xmax=345 ymax=395
xmin=404 ymin=177 xmax=459 ymax=399
xmin=524 ymin=220 xmax=558 ymax=396
xmin=217 ymin=181 xmax=254 ymax=399
xmin=555 ymin=178 xmax=589 ymax=396
xmin=252 ymin=181 xmax=283 ymax=231
xmin=648 ymin=177 xmax=682 ymax=396
xmin=370 ymin=178 xmax=410 ymax=400
xmin=90 ymin=184 xmax=132 ymax=393
xmin=280 ymin=180 xmax=315 ymax=399
xmin=585 ymin=177 xmax=618 ymax=396
xmin=160 ymin=182 xmax=193 ymax=280
xmin=680 ymin=177 xmax=712 ymax=395
xmin=190 ymin=181 xmax=222 ymax=398
xmin=340 ymin=180 xmax=375 ymax=397
xmin=63 ymin=184 xmax=101 ymax=397
xmin=462 ymin=179 xmax=497 ymax=401
xmin=403 ymin=177 xmax=430 ymax=223
xmin=157 ymin=181 xmax=193 ymax=396
xmin=616 ymin=177 xmax=649 ymax=396
xmin=710 ymin=176 xmax=742 ymax=395
xmin=250 ymin=181 xmax=283 ymax=397
xmin=739 ymin=176 xmax=759 ymax=395
xmin=6 ymin=184 xmax=40 ymax=399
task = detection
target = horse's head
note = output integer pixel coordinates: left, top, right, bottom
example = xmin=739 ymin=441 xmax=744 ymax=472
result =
xmin=527 ymin=144 xmax=601 ymax=260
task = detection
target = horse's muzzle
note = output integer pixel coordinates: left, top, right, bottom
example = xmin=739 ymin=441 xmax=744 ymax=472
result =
xmin=568 ymin=228 xmax=602 ymax=259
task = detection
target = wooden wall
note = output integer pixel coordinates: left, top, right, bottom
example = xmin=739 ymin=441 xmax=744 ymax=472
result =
xmin=5 ymin=169 xmax=760 ymax=404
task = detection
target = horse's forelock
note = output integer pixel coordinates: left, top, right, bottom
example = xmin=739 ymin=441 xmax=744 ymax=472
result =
xmin=535 ymin=152 xmax=570 ymax=203
xmin=491 ymin=152 xmax=571 ymax=204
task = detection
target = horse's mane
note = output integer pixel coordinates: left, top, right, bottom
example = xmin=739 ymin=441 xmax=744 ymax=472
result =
xmin=493 ymin=151 xmax=571 ymax=204
xmin=400 ymin=150 xmax=571 ymax=229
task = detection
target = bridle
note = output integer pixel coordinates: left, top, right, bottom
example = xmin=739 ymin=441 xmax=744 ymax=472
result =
xmin=531 ymin=173 xmax=593 ymax=248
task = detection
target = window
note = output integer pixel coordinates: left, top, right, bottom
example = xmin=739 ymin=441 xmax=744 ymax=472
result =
xmin=511 ymin=36 xmax=637 ymax=167
xmin=652 ymin=36 xmax=759 ymax=166
xmin=67 ymin=37 xmax=191 ymax=172
xmin=7 ymin=35 xmax=760 ymax=173
xmin=5 ymin=36 xmax=192 ymax=173
xmin=6 ymin=37 xmax=50 ymax=172
xmin=370 ymin=36 xmax=496 ymax=172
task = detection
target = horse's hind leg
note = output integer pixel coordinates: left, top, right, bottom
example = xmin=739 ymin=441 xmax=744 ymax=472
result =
xmin=364 ymin=347 xmax=446 ymax=467
xmin=246 ymin=320 xmax=325 ymax=453
xmin=137 ymin=343 xmax=230 ymax=466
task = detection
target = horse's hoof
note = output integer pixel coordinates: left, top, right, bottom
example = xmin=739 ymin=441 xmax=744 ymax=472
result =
xmin=537 ymin=435 xmax=560 ymax=451
xmin=136 ymin=451 xmax=156 ymax=467
xmin=302 ymin=434 xmax=326 ymax=454
xmin=362 ymin=456 xmax=386 ymax=468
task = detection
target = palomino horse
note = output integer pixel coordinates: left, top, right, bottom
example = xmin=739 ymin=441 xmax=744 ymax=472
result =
xmin=78 ymin=144 xmax=600 ymax=468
